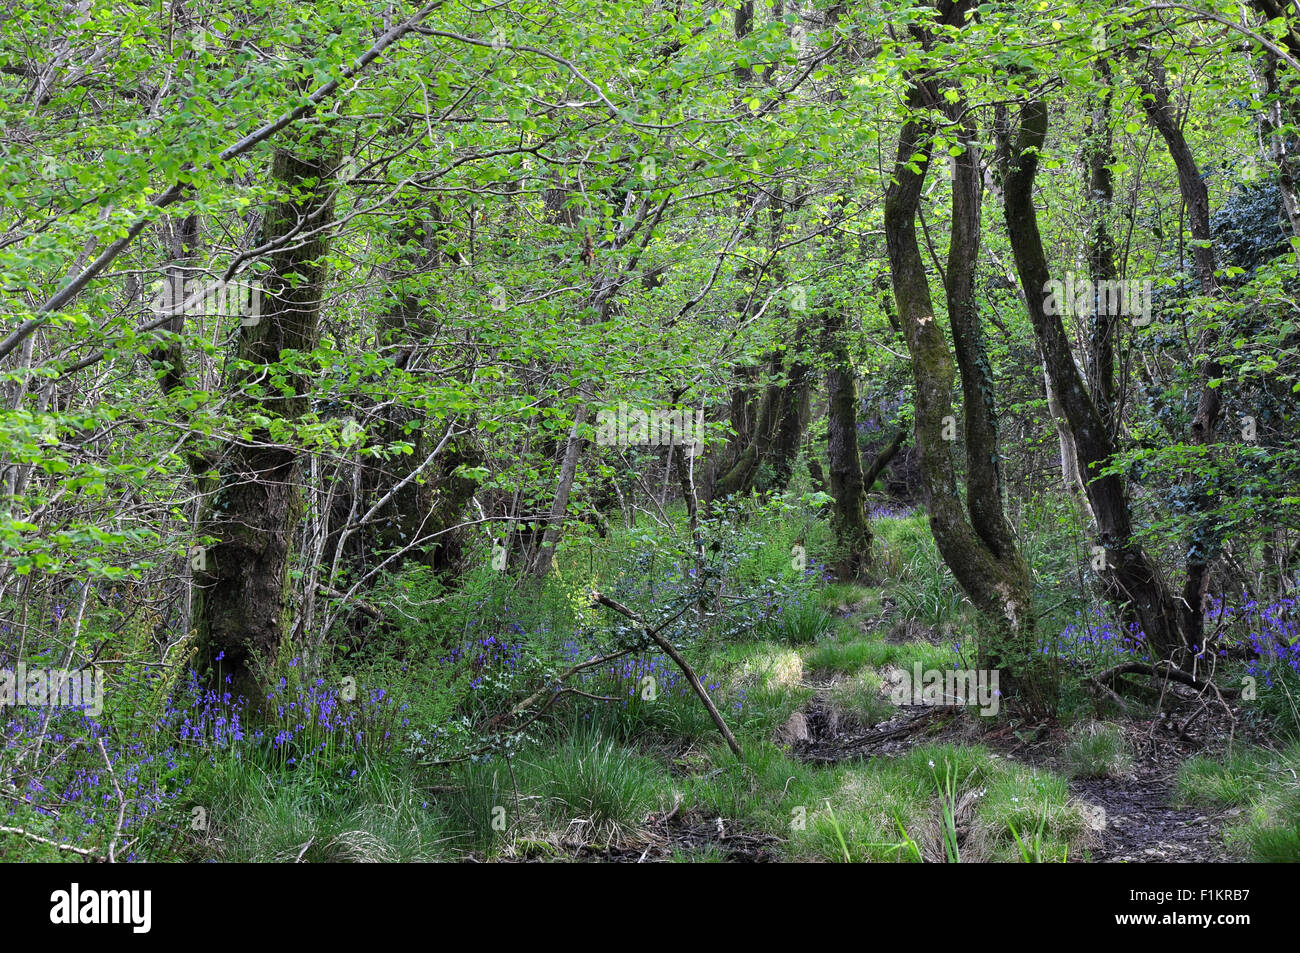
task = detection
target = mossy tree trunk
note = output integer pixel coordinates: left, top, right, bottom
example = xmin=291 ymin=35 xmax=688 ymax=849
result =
xmin=884 ymin=33 xmax=1050 ymax=710
xmin=821 ymin=183 xmax=872 ymax=581
xmin=1132 ymin=54 xmax=1223 ymax=655
xmin=194 ymin=143 xmax=338 ymax=694
xmin=1003 ymin=97 xmax=1187 ymax=663
xmin=1084 ymin=61 xmax=1120 ymax=441
xmin=825 ymin=307 xmax=871 ymax=581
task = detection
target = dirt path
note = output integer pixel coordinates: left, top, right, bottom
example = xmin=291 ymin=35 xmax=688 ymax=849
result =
xmin=1070 ymin=774 xmax=1234 ymax=863
xmin=787 ymin=679 xmax=1241 ymax=862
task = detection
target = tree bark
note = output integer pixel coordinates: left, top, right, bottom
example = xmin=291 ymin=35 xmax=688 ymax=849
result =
xmin=1003 ymin=97 xmax=1186 ymax=662
xmin=1132 ymin=54 xmax=1223 ymax=649
xmin=884 ymin=43 xmax=1047 ymax=708
xmin=1085 ymin=61 xmax=1121 ymax=439
xmin=944 ymin=107 xmax=1018 ymax=561
xmin=531 ymin=401 xmax=588 ymax=578
xmin=194 ymin=143 xmax=338 ymax=694
xmin=825 ymin=309 xmax=872 ymax=581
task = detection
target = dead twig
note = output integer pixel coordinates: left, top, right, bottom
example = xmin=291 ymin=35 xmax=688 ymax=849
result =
xmin=0 ymin=825 xmax=99 ymax=859
xmin=95 ymin=736 xmax=126 ymax=863
xmin=591 ymin=591 xmax=743 ymax=757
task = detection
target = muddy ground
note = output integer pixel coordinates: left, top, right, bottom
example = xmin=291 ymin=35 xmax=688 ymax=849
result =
xmin=787 ymin=675 xmax=1246 ymax=863
xmin=498 ymin=669 xmax=1250 ymax=862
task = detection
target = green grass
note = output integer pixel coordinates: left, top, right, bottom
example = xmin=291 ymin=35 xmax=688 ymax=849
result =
xmin=522 ymin=725 xmax=663 ymax=839
xmin=402 ymin=731 xmax=1094 ymax=864
xmin=1065 ymin=721 xmax=1133 ymax=778
xmin=180 ymin=756 xmax=455 ymax=862
xmin=805 ymin=635 xmax=891 ymax=674
xmin=817 ymin=583 xmax=879 ymax=615
xmin=438 ymin=759 xmax=515 ymax=853
xmin=761 ymin=598 xmax=835 ymax=645
xmin=681 ymin=739 xmax=839 ymax=836
xmin=874 ymin=514 xmax=973 ymax=633
xmin=788 ymin=743 xmax=1086 ymax=863
xmin=705 ymin=641 xmax=811 ymax=738
xmin=1176 ymin=750 xmax=1268 ymax=806
xmin=825 ymin=670 xmax=893 ymax=727
xmin=1234 ymin=787 xmax=1300 ymax=862
xmin=579 ymin=676 xmax=728 ymax=748
xmin=874 ymin=512 xmax=933 ymax=560
xmin=435 ymin=733 xmax=664 ymax=855
xmin=804 ymin=629 xmax=956 ymax=677
xmin=977 ymin=762 xmax=1082 ymax=862
xmin=1177 ymin=744 xmax=1300 ymax=862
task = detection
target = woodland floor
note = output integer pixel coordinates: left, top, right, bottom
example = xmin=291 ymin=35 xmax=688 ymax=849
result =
xmin=792 ymin=686 xmax=1239 ymax=863
xmin=506 ymin=707 xmax=1243 ymax=863
xmin=416 ymin=551 xmax=1289 ymax=863
xmin=499 ymin=595 xmax=1255 ymax=863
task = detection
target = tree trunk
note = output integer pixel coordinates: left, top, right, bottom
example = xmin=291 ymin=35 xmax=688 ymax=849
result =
xmin=531 ymin=401 xmax=588 ymax=578
xmin=1003 ymin=97 xmax=1186 ymax=662
xmin=1132 ymin=55 xmax=1223 ymax=650
xmin=1044 ymin=364 xmax=1093 ymax=524
xmin=1256 ymin=51 xmax=1300 ymax=240
xmin=884 ymin=51 xmax=1048 ymax=709
xmin=825 ymin=312 xmax=871 ymax=581
xmin=1085 ymin=61 xmax=1121 ymax=439
xmin=194 ymin=143 xmax=338 ymax=694
xmin=944 ymin=107 xmax=1018 ymax=562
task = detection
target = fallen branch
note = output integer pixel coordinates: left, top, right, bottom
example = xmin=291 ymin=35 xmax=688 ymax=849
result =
xmin=801 ymin=707 xmax=944 ymax=763
xmin=0 ymin=826 xmax=99 ymax=859
xmin=591 ymin=591 xmax=743 ymax=757
xmin=1085 ymin=676 xmax=1132 ymax=714
xmin=1089 ymin=661 xmax=1239 ymax=699
xmin=505 ymin=646 xmax=639 ymax=723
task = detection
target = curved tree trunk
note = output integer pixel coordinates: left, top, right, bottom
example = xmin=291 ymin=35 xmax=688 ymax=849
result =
xmin=713 ymin=356 xmax=810 ymax=498
xmin=884 ymin=32 xmax=1048 ymax=709
xmin=1003 ymin=97 xmax=1186 ymax=662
